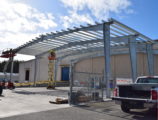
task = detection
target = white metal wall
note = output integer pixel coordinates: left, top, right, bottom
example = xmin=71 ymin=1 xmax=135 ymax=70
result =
xmin=19 ymin=60 xmax=35 ymax=83
xmin=19 ymin=53 xmax=157 ymax=83
xmin=19 ymin=55 xmax=49 ymax=83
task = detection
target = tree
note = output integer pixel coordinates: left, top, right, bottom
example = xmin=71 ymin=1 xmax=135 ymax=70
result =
xmin=0 ymin=60 xmax=21 ymax=73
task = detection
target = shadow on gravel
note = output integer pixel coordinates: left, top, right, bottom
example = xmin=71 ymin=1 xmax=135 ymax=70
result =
xmin=13 ymin=89 xmax=68 ymax=96
xmin=129 ymin=109 xmax=157 ymax=120
xmin=77 ymin=101 xmax=157 ymax=120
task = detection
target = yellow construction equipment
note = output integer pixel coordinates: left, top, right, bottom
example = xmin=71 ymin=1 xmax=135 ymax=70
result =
xmin=47 ymin=49 xmax=56 ymax=89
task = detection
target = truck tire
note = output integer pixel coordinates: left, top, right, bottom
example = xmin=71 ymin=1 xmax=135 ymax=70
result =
xmin=0 ymin=86 xmax=3 ymax=96
xmin=121 ymin=104 xmax=130 ymax=113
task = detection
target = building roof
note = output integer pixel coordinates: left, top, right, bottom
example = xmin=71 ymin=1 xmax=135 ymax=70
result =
xmin=13 ymin=18 xmax=155 ymax=58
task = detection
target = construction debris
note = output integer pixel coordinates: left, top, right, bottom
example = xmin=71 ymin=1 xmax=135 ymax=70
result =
xmin=78 ymin=96 xmax=91 ymax=102
xmin=49 ymin=97 xmax=68 ymax=104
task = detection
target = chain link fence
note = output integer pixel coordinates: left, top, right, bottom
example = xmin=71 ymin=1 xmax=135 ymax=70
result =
xmin=70 ymin=72 xmax=106 ymax=105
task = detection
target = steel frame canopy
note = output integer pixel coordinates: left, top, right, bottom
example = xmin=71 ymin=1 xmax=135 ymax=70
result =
xmin=14 ymin=18 xmax=153 ymax=57
xmin=13 ymin=18 xmax=155 ymax=99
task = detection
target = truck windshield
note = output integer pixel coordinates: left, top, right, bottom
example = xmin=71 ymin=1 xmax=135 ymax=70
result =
xmin=137 ymin=78 xmax=158 ymax=83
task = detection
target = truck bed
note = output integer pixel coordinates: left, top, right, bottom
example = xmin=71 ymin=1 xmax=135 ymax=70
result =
xmin=118 ymin=83 xmax=158 ymax=99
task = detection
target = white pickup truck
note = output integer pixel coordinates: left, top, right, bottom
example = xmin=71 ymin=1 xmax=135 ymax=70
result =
xmin=112 ymin=76 xmax=158 ymax=113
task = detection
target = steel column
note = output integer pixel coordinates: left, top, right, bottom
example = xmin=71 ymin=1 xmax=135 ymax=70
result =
xmin=33 ymin=56 xmax=38 ymax=86
xmin=69 ymin=61 xmax=73 ymax=105
xmin=103 ymin=23 xmax=111 ymax=98
xmin=129 ymin=36 xmax=137 ymax=82
xmin=146 ymin=44 xmax=154 ymax=76
xmin=10 ymin=57 xmax=14 ymax=82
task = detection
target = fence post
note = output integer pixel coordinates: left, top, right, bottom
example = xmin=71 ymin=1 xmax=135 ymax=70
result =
xmin=33 ymin=56 xmax=38 ymax=86
xmin=69 ymin=61 xmax=73 ymax=105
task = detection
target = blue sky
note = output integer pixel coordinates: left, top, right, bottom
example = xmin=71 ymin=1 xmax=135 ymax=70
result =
xmin=0 ymin=0 xmax=158 ymax=60
xmin=22 ymin=0 xmax=158 ymax=39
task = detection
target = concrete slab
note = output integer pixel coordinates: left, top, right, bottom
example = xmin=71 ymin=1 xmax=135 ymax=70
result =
xmin=0 ymin=87 xmax=70 ymax=118
xmin=0 ymin=96 xmax=156 ymax=120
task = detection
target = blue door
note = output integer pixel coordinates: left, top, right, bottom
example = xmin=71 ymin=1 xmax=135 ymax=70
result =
xmin=61 ymin=67 xmax=69 ymax=81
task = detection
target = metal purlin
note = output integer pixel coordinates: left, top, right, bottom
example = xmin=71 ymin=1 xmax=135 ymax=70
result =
xmin=15 ymin=18 xmax=154 ymax=56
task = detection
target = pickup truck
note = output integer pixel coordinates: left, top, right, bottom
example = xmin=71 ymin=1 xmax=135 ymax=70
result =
xmin=112 ymin=76 xmax=158 ymax=113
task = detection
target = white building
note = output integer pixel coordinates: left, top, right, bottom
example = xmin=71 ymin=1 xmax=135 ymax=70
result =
xmin=19 ymin=52 xmax=158 ymax=84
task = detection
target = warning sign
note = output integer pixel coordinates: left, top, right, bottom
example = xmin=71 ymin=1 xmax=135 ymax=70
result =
xmin=116 ymin=78 xmax=132 ymax=85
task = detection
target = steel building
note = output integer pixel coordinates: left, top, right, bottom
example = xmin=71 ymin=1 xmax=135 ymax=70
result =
xmin=7 ymin=18 xmax=158 ymax=102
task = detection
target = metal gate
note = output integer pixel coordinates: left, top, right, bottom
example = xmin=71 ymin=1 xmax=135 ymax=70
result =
xmin=69 ymin=71 xmax=105 ymax=105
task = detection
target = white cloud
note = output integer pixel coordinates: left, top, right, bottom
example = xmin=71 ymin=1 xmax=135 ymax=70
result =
xmin=61 ymin=11 xmax=94 ymax=28
xmin=0 ymin=0 xmax=57 ymax=52
xmin=0 ymin=0 xmax=133 ymax=61
xmin=0 ymin=32 xmax=40 ymax=46
xmin=60 ymin=0 xmax=132 ymax=27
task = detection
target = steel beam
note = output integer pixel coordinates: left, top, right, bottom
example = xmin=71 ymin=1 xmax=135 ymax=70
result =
xmin=110 ymin=18 xmax=152 ymax=41
xmin=55 ymin=32 xmax=94 ymax=42
xmin=146 ymin=44 xmax=154 ymax=75
xmin=129 ymin=36 xmax=137 ymax=82
xmin=36 ymin=36 xmax=130 ymax=57
xmin=18 ymin=48 xmax=44 ymax=56
xmin=15 ymin=24 xmax=103 ymax=52
xmin=103 ymin=23 xmax=111 ymax=98
xmin=55 ymin=39 xmax=103 ymax=51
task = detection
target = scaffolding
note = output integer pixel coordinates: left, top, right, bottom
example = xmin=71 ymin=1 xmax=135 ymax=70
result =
xmin=47 ymin=50 xmax=56 ymax=89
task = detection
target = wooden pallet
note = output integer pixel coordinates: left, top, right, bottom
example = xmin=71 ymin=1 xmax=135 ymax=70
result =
xmin=49 ymin=97 xmax=68 ymax=104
